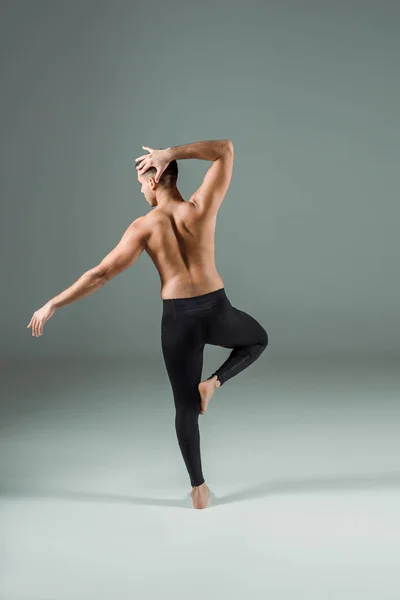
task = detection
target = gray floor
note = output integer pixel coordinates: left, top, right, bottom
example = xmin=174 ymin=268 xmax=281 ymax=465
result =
xmin=1 ymin=357 xmax=399 ymax=599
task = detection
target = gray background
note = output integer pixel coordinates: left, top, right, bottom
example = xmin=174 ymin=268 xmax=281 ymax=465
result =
xmin=1 ymin=0 xmax=399 ymax=361
xmin=1 ymin=2 xmax=400 ymax=600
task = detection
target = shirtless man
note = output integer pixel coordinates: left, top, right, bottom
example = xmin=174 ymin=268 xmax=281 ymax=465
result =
xmin=27 ymin=139 xmax=268 ymax=510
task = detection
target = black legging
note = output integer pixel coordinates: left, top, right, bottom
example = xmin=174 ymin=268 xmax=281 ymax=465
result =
xmin=161 ymin=287 xmax=268 ymax=487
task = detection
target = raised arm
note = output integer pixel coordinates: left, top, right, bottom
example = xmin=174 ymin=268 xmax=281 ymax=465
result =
xmin=167 ymin=139 xmax=233 ymax=162
xmin=168 ymin=139 xmax=234 ymax=217
xmin=135 ymin=139 xmax=234 ymax=217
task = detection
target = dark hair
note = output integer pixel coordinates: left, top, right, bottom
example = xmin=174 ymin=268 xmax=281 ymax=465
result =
xmin=136 ymin=159 xmax=178 ymax=188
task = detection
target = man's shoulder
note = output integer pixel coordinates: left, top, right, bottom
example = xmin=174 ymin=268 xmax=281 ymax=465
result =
xmin=133 ymin=214 xmax=147 ymax=225
xmin=128 ymin=215 xmax=151 ymax=244
xmin=133 ymin=214 xmax=155 ymax=228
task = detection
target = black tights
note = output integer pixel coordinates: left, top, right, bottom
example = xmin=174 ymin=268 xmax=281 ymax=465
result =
xmin=161 ymin=287 xmax=268 ymax=487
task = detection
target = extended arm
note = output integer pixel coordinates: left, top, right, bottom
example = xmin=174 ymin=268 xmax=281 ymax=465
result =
xmin=49 ymin=217 xmax=148 ymax=309
xmin=47 ymin=269 xmax=106 ymax=310
xmin=27 ymin=217 xmax=148 ymax=337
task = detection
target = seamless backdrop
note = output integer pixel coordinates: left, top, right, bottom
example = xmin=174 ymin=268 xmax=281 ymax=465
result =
xmin=1 ymin=0 xmax=399 ymax=362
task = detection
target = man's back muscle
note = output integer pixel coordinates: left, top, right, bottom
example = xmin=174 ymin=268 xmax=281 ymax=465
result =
xmin=144 ymin=202 xmax=224 ymax=299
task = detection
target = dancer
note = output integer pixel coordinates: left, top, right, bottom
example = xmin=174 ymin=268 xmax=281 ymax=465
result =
xmin=27 ymin=140 xmax=268 ymax=509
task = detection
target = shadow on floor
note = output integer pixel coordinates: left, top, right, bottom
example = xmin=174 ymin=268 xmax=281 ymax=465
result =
xmin=2 ymin=471 xmax=400 ymax=509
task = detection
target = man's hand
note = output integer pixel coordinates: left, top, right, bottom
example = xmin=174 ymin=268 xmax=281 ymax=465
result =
xmin=27 ymin=301 xmax=56 ymax=337
xmin=135 ymin=146 xmax=172 ymax=182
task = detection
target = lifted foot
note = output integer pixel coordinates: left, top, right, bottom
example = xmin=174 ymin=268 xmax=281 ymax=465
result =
xmin=198 ymin=375 xmax=221 ymax=415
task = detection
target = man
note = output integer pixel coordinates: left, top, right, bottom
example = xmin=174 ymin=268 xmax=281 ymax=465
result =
xmin=27 ymin=139 xmax=268 ymax=509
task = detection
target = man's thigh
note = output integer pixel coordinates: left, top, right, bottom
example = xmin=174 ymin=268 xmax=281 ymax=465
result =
xmin=205 ymin=302 xmax=267 ymax=349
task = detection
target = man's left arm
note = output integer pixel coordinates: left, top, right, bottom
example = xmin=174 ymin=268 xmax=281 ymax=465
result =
xmin=27 ymin=217 xmax=148 ymax=336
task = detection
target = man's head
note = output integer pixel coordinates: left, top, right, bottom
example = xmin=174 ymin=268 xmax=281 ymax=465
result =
xmin=136 ymin=159 xmax=179 ymax=207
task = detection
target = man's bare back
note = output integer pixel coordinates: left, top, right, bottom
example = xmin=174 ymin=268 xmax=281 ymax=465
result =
xmin=143 ymin=201 xmax=224 ymax=300
xmin=135 ymin=139 xmax=234 ymax=300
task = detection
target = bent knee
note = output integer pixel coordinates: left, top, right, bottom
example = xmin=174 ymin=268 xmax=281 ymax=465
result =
xmin=259 ymin=327 xmax=268 ymax=348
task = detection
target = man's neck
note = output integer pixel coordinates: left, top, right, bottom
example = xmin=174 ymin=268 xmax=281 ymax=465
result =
xmin=156 ymin=187 xmax=185 ymax=208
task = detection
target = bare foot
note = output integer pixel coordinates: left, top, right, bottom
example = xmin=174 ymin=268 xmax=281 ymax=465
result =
xmin=198 ymin=375 xmax=221 ymax=415
xmin=191 ymin=482 xmax=210 ymax=509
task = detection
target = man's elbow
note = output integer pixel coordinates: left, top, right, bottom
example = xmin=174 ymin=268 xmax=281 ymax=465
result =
xmin=224 ymin=140 xmax=234 ymax=153
xmin=89 ymin=266 xmax=108 ymax=283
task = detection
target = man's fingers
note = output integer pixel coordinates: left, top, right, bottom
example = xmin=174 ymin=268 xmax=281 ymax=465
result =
xmin=135 ymin=146 xmax=153 ymax=163
xmin=156 ymin=167 xmax=165 ymax=182
xmin=139 ymin=159 xmax=152 ymax=174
